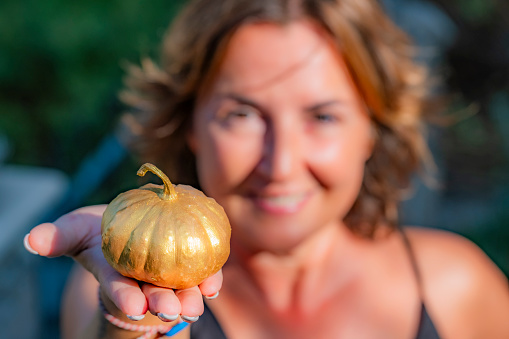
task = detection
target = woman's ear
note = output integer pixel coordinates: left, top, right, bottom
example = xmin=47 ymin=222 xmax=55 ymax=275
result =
xmin=365 ymin=122 xmax=377 ymax=161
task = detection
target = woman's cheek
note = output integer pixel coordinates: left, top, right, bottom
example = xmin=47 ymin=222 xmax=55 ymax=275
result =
xmin=200 ymin=128 xmax=262 ymax=193
xmin=307 ymin=135 xmax=367 ymax=191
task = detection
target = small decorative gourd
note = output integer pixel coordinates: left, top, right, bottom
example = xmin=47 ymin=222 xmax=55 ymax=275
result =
xmin=101 ymin=163 xmax=231 ymax=289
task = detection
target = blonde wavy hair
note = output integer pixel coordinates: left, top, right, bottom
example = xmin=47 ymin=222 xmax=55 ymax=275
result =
xmin=119 ymin=0 xmax=431 ymax=237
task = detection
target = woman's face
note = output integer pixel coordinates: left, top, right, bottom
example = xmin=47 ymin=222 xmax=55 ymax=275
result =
xmin=189 ymin=21 xmax=373 ymax=253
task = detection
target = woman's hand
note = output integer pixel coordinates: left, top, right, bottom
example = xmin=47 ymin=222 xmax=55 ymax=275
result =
xmin=24 ymin=205 xmax=223 ymax=321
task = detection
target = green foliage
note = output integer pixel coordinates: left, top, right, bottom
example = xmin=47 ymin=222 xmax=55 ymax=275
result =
xmin=455 ymin=0 xmax=497 ymax=24
xmin=466 ymin=208 xmax=509 ymax=277
xmin=0 ymin=0 xmax=185 ymax=173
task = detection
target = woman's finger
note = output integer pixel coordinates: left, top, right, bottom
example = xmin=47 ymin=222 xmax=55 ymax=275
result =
xmin=72 ymin=244 xmax=148 ymax=318
xmin=198 ymin=270 xmax=223 ymax=299
xmin=98 ymin=267 xmax=148 ymax=318
xmin=141 ymin=284 xmax=181 ymax=322
xmin=175 ymin=286 xmax=205 ymax=322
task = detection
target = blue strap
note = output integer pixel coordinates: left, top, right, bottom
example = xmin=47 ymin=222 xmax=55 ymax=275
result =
xmin=165 ymin=321 xmax=190 ymax=336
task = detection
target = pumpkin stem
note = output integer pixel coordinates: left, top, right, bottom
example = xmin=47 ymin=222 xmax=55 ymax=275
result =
xmin=137 ymin=163 xmax=176 ymax=200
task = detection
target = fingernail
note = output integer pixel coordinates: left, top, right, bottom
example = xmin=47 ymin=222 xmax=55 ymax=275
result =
xmin=126 ymin=314 xmax=145 ymax=321
xmin=23 ymin=234 xmax=39 ymax=255
xmin=181 ymin=315 xmax=199 ymax=323
xmin=157 ymin=313 xmax=179 ymax=322
xmin=205 ymin=291 xmax=219 ymax=300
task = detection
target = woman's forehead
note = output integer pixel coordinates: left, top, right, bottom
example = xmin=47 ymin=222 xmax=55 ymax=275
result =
xmin=212 ymin=20 xmax=348 ymax=92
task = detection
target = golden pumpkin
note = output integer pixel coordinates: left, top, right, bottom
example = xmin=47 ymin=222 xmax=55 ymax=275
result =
xmin=101 ymin=163 xmax=231 ymax=290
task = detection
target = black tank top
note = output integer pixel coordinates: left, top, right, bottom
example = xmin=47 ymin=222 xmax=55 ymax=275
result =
xmin=191 ymin=230 xmax=441 ymax=339
xmin=401 ymin=228 xmax=441 ymax=339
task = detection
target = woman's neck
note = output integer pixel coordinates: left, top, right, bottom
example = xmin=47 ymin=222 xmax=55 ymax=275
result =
xmin=227 ymin=222 xmax=364 ymax=317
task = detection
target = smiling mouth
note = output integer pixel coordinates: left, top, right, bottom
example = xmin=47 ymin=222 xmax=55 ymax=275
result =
xmin=253 ymin=192 xmax=310 ymax=214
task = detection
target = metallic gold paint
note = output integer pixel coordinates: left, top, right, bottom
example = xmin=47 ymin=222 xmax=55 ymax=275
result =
xmin=101 ymin=163 xmax=231 ymax=289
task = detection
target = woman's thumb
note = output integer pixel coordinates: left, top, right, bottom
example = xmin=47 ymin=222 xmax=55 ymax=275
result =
xmin=24 ymin=205 xmax=104 ymax=257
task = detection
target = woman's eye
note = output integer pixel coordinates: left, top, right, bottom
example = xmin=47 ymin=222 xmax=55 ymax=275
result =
xmin=222 ymin=105 xmax=259 ymax=122
xmin=227 ymin=107 xmax=254 ymax=119
xmin=217 ymin=105 xmax=265 ymax=134
xmin=305 ymin=110 xmax=342 ymax=137
xmin=312 ymin=112 xmax=338 ymax=124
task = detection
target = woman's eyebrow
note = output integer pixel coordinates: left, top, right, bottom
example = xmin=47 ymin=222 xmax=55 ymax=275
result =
xmin=218 ymin=92 xmax=267 ymax=112
xmin=216 ymin=93 xmax=344 ymax=112
xmin=305 ymin=100 xmax=344 ymax=111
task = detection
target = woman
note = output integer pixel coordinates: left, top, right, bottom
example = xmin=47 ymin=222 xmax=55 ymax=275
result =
xmin=24 ymin=0 xmax=509 ymax=338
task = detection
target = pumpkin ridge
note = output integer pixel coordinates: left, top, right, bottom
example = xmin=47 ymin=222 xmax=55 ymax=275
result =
xmin=203 ymin=199 xmax=230 ymax=243
xmin=119 ymin=202 xmax=160 ymax=274
xmin=112 ymin=195 xmax=153 ymax=214
xmin=143 ymin=203 xmax=170 ymax=278
xmin=138 ymin=183 xmax=166 ymax=197
xmin=174 ymin=208 xmax=182 ymax=271
xmin=188 ymin=207 xmax=215 ymax=271
xmin=106 ymin=198 xmax=154 ymax=237
xmin=103 ymin=192 xmax=155 ymax=231
xmin=103 ymin=206 xmax=145 ymax=263
xmin=204 ymin=221 xmax=216 ymax=272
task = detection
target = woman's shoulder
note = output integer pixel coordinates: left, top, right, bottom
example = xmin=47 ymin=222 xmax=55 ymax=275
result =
xmin=403 ymin=226 xmax=503 ymax=278
xmin=403 ymin=226 xmax=509 ymax=338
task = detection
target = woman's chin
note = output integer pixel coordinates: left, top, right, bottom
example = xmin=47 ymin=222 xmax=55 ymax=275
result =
xmin=235 ymin=222 xmax=314 ymax=254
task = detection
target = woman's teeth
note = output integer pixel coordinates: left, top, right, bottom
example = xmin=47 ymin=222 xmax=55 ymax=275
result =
xmin=259 ymin=193 xmax=306 ymax=208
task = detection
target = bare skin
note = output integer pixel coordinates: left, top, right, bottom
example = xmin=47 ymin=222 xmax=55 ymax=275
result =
xmin=26 ymin=20 xmax=509 ymax=339
xmin=46 ymin=219 xmax=509 ymax=338
xmin=211 ymin=226 xmax=509 ymax=339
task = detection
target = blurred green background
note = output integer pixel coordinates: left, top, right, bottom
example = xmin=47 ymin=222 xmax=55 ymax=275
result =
xmin=0 ymin=0 xmax=508 ymax=338
xmin=0 ymin=0 xmax=186 ymax=201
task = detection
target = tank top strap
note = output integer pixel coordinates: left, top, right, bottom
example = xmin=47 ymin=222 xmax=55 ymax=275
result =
xmin=399 ymin=227 xmax=425 ymax=300
xmin=399 ymin=228 xmax=442 ymax=339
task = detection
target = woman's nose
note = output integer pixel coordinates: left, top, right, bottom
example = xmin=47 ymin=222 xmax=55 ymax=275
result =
xmin=256 ymin=121 xmax=300 ymax=182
